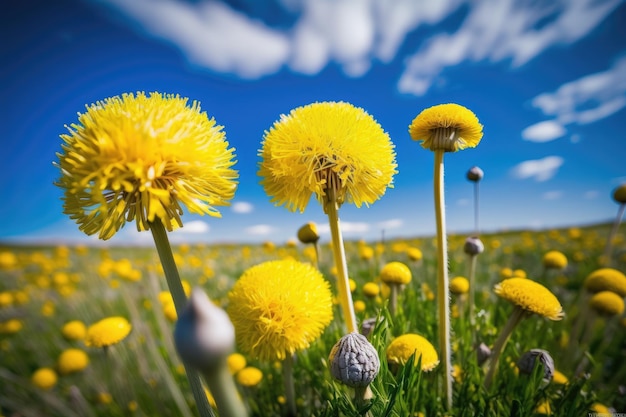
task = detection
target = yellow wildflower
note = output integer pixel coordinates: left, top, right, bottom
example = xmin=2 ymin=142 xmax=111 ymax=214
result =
xmin=379 ymin=261 xmax=412 ymax=285
xmin=85 ymin=316 xmax=132 ymax=348
xmin=494 ymin=278 xmax=563 ymax=320
xmin=228 ymin=259 xmax=333 ymax=361
xmin=450 ymin=276 xmax=470 ymax=295
xmin=227 ymin=353 xmax=247 ymax=375
xmin=386 ymin=333 xmax=439 ymax=372
xmin=362 ymin=282 xmax=380 ymax=297
xmin=543 ymin=250 xmax=568 ymax=269
xmin=61 ymin=320 xmax=87 ymax=341
xmin=58 ymin=348 xmax=90 ymax=374
xmin=32 ymin=368 xmax=57 ymax=390
xmin=584 ymin=268 xmax=626 ymax=296
xmin=589 ymin=291 xmax=625 ymax=316
xmin=236 ymin=366 xmax=263 ymax=387
xmin=54 ymin=92 xmax=238 ymax=240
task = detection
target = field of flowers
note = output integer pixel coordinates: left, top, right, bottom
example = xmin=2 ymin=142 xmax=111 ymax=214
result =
xmin=1 ymin=222 xmax=625 ymax=417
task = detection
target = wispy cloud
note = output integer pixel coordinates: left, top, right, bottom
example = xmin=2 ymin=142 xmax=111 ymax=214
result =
xmin=510 ymin=156 xmax=564 ymax=182
xmin=318 ymin=221 xmax=370 ymax=235
xmin=521 ymin=120 xmax=566 ymax=142
xmin=177 ymin=220 xmax=210 ymax=233
xmin=398 ymin=0 xmax=620 ymax=95
xmin=525 ymin=56 xmax=626 ymax=137
xmin=378 ymin=218 xmax=403 ymax=230
xmin=232 ymin=201 xmax=254 ymax=214
xmin=245 ymin=224 xmax=276 ymax=235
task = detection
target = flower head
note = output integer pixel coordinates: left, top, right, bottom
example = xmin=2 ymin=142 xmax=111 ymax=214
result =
xmin=584 ymin=268 xmax=626 ymax=297
xmin=297 ymin=222 xmax=320 ymax=244
xmin=494 ymin=278 xmax=564 ymax=320
xmin=329 ymin=332 xmax=380 ymax=387
xmin=227 ymin=259 xmax=333 ymax=361
xmin=450 ymin=276 xmax=470 ymax=295
xmin=55 ymin=92 xmax=238 ymax=240
xmin=32 ymin=368 xmax=58 ymax=390
xmin=258 ymin=101 xmax=397 ymax=213
xmin=379 ymin=261 xmax=412 ymax=285
xmin=61 ymin=320 xmax=87 ymax=341
xmin=386 ymin=333 xmax=439 ymax=372
xmin=409 ymin=103 xmax=483 ymax=152
xmin=85 ymin=316 xmax=132 ymax=348
xmin=613 ymin=183 xmax=626 ymax=204
xmin=466 ymin=166 xmax=484 ymax=182
xmin=589 ymin=291 xmax=625 ymax=316
xmin=236 ymin=366 xmax=263 ymax=387
xmin=542 ymin=251 xmax=568 ymax=270
xmin=58 ymin=348 xmax=90 ymax=375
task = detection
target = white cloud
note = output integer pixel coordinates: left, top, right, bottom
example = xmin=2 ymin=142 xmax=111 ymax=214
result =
xmin=510 ymin=156 xmax=564 ymax=182
xmin=377 ymin=218 xmax=403 ymax=229
xmin=245 ymin=224 xmax=276 ymax=235
xmin=317 ymin=221 xmax=370 ymax=235
xmin=521 ymin=120 xmax=566 ymax=142
xmin=232 ymin=201 xmax=254 ymax=214
xmin=584 ymin=190 xmax=600 ymax=199
xmin=542 ymin=191 xmax=563 ymax=200
xmin=398 ymin=0 xmax=621 ymax=95
xmin=178 ymin=220 xmax=210 ymax=234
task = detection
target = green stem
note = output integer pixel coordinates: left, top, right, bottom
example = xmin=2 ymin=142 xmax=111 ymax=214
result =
xmin=149 ymin=220 xmax=215 ymax=417
xmin=433 ymin=150 xmax=452 ymax=409
xmin=484 ymin=307 xmax=525 ymax=390
xmin=467 ymin=253 xmax=478 ymax=345
xmin=325 ymin=192 xmax=358 ymax=334
xmin=389 ymin=284 xmax=399 ymax=316
xmin=313 ymin=241 xmax=320 ymax=269
xmin=202 ymin=361 xmax=248 ymax=417
xmin=283 ymin=354 xmax=297 ymax=417
xmin=474 ymin=181 xmax=480 ymax=236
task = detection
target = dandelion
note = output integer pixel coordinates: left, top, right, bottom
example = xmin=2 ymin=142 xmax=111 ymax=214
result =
xmin=589 ymin=291 xmax=625 ymax=317
xmin=584 ymin=268 xmax=626 ymax=297
xmin=297 ymin=222 xmax=320 ymax=266
xmin=85 ymin=316 xmax=132 ymax=348
xmin=228 ymin=259 xmax=333 ymax=416
xmin=32 ymin=368 xmax=58 ymax=390
xmin=57 ymin=348 xmax=90 ymax=375
xmin=485 ymin=278 xmax=563 ymax=389
xmin=386 ymin=333 xmax=440 ymax=373
xmin=362 ymin=282 xmax=380 ymax=298
xmin=379 ymin=261 xmax=412 ymax=315
xmin=61 ymin=320 xmax=86 ymax=341
xmin=542 ymin=250 xmax=568 ymax=270
xmin=259 ymin=101 xmax=397 ymax=334
xmin=236 ymin=366 xmax=263 ymax=387
xmin=406 ymin=247 xmax=423 ymax=263
xmin=227 ymin=353 xmax=247 ymax=375
xmin=603 ymin=183 xmax=626 ymax=265
xmin=409 ymin=103 xmax=483 ymax=409
xmin=54 ymin=91 xmax=238 ymax=417
xmin=552 ymin=370 xmax=569 ymax=385
xmin=450 ymin=276 xmax=469 ymax=295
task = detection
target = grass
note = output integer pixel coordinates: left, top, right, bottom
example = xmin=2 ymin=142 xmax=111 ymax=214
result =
xmin=0 ymin=222 xmax=625 ymax=416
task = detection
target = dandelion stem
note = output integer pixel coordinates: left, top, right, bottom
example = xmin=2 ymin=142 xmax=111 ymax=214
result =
xmin=149 ymin=220 xmax=215 ymax=417
xmin=433 ymin=150 xmax=452 ymax=409
xmin=389 ymin=284 xmax=399 ymax=316
xmin=467 ymin=253 xmax=478 ymax=344
xmin=282 ymin=354 xmax=297 ymax=417
xmin=325 ymin=190 xmax=358 ymax=334
xmin=602 ymin=203 xmax=625 ymax=266
xmin=484 ymin=307 xmax=525 ymax=390
xmin=473 ymin=180 xmax=480 ymax=235
xmin=202 ymin=361 xmax=248 ymax=417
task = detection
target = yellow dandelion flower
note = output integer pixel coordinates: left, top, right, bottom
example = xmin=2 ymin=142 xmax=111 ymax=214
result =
xmin=258 ymin=101 xmax=397 ymax=213
xmin=354 ymin=300 xmax=366 ymax=313
xmin=500 ymin=267 xmax=513 ymax=278
xmin=589 ymin=291 xmax=625 ymax=316
xmin=584 ymin=268 xmax=626 ymax=297
xmin=386 ymin=333 xmax=439 ymax=372
xmin=97 ymin=392 xmax=113 ymax=404
xmin=54 ymin=92 xmax=238 ymax=240
xmin=57 ymin=348 xmax=90 ymax=374
xmin=494 ymin=278 xmax=564 ymax=320
xmin=227 ymin=353 xmax=247 ymax=375
xmin=535 ymin=400 xmax=551 ymax=415
xmin=0 ymin=251 xmax=18 ymax=269
xmin=32 ymin=368 xmax=57 ymax=390
xmin=85 ymin=316 xmax=132 ymax=348
xmin=359 ymin=245 xmax=375 ymax=261
xmin=349 ymin=278 xmax=357 ymax=293
xmin=297 ymin=222 xmax=320 ymax=244
xmin=362 ymin=282 xmax=380 ymax=298
xmin=379 ymin=261 xmax=412 ymax=285
xmin=408 ymin=103 xmax=483 ymax=152
xmin=552 ymin=370 xmax=568 ymax=385
xmin=590 ymin=403 xmax=611 ymax=413
xmin=512 ymin=269 xmax=527 ymax=278
xmin=0 ymin=291 xmax=13 ymax=308
xmin=450 ymin=276 xmax=470 ymax=295
xmin=236 ymin=366 xmax=263 ymax=387
xmin=163 ymin=301 xmax=178 ymax=322
xmin=61 ymin=320 xmax=86 ymax=341
xmin=0 ymin=319 xmax=23 ymax=334
xmin=543 ymin=250 xmax=568 ymax=270
xmin=406 ymin=247 xmax=423 ymax=262
xmin=227 ymin=259 xmax=333 ymax=361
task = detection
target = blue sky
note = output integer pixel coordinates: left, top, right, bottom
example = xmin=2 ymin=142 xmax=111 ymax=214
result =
xmin=2 ymin=0 xmax=626 ymax=246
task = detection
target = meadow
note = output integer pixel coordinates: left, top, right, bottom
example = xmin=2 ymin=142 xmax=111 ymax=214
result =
xmin=1 ymin=221 xmax=625 ymax=417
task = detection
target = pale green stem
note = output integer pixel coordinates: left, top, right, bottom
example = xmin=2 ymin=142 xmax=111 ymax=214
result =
xmin=389 ymin=284 xmax=399 ymax=316
xmin=283 ymin=354 xmax=297 ymax=417
xmin=484 ymin=307 xmax=525 ymax=390
xmin=433 ymin=150 xmax=452 ymax=409
xmin=313 ymin=241 xmax=320 ymax=269
xmin=149 ymin=220 xmax=215 ymax=417
xmin=325 ymin=191 xmax=358 ymax=334
xmin=354 ymin=385 xmax=373 ymax=417
xmin=201 ymin=361 xmax=248 ymax=417
xmin=467 ymin=253 xmax=478 ymax=344
xmin=602 ymin=203 xmax=625 ymax=266
xmin=473 ymin=181 xmax=480 ymax=236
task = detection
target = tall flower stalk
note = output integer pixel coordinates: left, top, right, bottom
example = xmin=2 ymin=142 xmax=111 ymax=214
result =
xmin=259 ymin=101 xmax=397 ymax=334
xmin=603 ymin=183 xmax=626 ymax=266
xmin=409 ymin=103 xmax=483 ymax=409
xmin=54 ymin=92 xmax=239 ymax=417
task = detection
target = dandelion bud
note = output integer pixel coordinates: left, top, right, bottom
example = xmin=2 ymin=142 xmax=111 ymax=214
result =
xmin=297 ymin=222 xmax=320 ymax=244
xmin=466 ymin=166 xmax=484 ymax=182
xmin=174 ymin=288 xmax=235 ymax=372
xmin=329 ymin=332 xmax=380 ymax=388
xmin=476 ymin=342 xmax=491 ymax=366
xmin=612 ymin=183 xmax=626 ymax=204
xmin=517 ymin=349 xmax=554 ymax=381
xmin=464 ymin=236 xmax=484 ymax=255
xmin=360 ymin=317 xmax=382 ymax=339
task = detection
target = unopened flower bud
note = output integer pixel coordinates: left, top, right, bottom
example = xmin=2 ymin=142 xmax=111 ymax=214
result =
xmin=297 ymin=222 xmax=320 ymax=244
xmin=476 ymin=342 xmax=491 ymax=366
xmin=466 ymin=166 xmax=484 ymax=182
xmin=360 ymin=317 xmax=383 ymax=339
xmin=174 ymin=288 xmax=235 ymax=372
xmin=517 ymin=349 xmax=554 ymax=381
xmin=612 ymin=183 xmax=626 ymax=204
xmin=329 ymin=332 xmax=380 ymax=387
xmin=464 ymin=236 xmax=484 ymax=256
